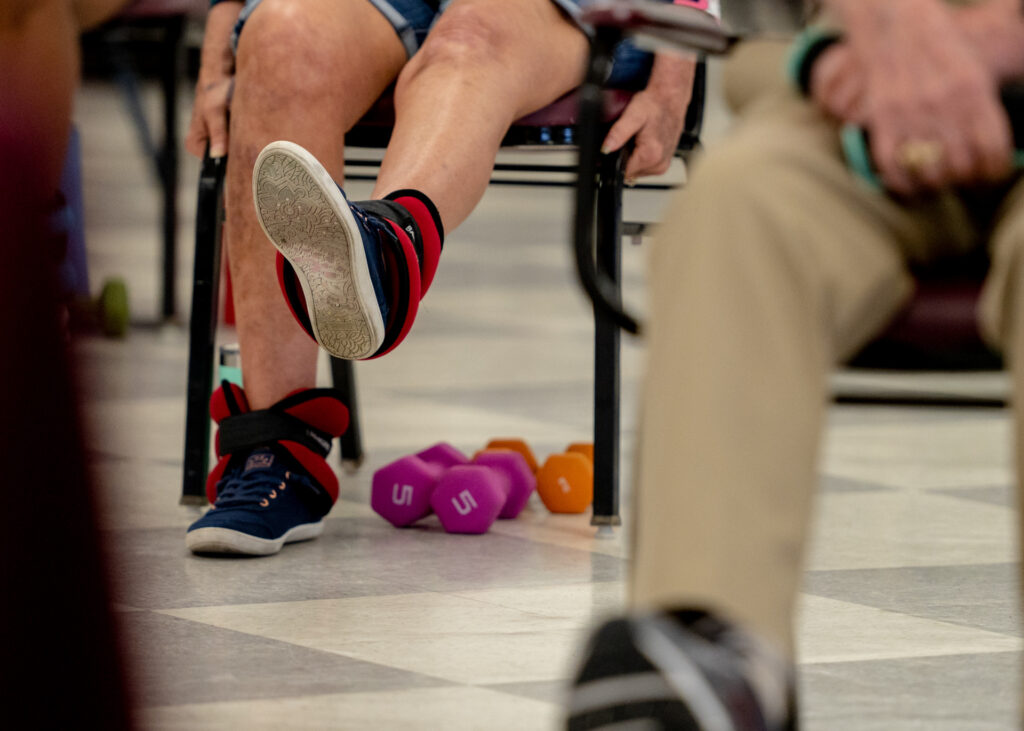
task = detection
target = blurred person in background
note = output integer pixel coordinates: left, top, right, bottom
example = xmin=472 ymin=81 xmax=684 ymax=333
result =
xmin=567 ymin=0 xmax=1024 ymax=728
xmin=1 ymin=1 xmax=133 ymax=727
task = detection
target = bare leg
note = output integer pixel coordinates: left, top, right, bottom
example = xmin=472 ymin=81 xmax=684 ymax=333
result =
xmin=228 ymin=0 xmax=406 ymax=408
xmin=373 ymin=0 xmax=589 ymax=230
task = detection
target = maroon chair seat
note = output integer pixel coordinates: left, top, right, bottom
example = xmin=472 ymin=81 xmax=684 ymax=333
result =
xmin=848 ymin=254 xmax=1001 ymax=372
xmin=344 ymin=89 xmax=637 ymax=148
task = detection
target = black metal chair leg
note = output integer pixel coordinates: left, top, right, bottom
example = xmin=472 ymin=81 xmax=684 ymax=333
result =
xmin=159 ymin=15 xmax=184 ymax=321
xmin=329 ymin=357 xmax=365 ymax=473
xmin=181 ymin=154 xmax=226 ymax=505
xmin=591 ymin=149 xmax=624 ymax=527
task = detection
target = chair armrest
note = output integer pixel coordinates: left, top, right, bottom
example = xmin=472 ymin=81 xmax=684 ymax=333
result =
xmin=580 ymin=0 xmax=738 ymax=55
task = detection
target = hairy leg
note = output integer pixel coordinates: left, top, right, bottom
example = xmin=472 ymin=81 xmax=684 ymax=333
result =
xmin=228 ymin=0 xmax=406 ymax=408
xmin=374 ymin=0 xmax=589 ymax=230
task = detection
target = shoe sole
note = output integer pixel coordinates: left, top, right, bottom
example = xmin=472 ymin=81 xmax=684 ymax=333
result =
xmin=253 ymin=141 xmax=385 ymax=360
xmin=186 ymin=521 xmax=324 ymax=556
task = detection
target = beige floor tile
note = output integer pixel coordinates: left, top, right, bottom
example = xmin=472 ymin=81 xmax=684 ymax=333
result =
xmin=158 ymin=592 xmax=588 ymax=684
xmin=823 ymin=418 xmax=1012 ymax=491
xmin=452 ymin=582 xmax=626 ymax=621
xmin=807 ymin=491 xmax=1015 ymax=571
xmin=798 ymin=595 xmax=1022 ymax=664
xmin=142 ymin=686 xmax=560 ymax=731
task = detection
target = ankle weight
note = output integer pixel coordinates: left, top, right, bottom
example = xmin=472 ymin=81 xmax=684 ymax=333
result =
xmin=206 ymin=382 xmax=350 ymax=505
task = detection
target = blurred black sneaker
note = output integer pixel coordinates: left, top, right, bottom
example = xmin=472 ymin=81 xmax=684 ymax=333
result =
xmin=567 ymin=610 xmax=796 ymax=730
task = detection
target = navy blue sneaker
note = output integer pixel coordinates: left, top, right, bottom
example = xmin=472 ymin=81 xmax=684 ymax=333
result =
xmin=567 ymin=610 xmax=796 ymax=730
xmin=253 ymin=140 xmax=395 ymax=359
xmin=186 ymin=447 xmax=332 ymax=556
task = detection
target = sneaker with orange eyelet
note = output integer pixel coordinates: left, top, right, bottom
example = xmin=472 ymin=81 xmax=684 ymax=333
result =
xmin=186 ymin=447 xmax=332 ymax=556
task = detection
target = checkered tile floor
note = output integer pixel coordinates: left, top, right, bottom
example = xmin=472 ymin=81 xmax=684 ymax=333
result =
xmin=76 ymin=72 xmax=1020 ymax=729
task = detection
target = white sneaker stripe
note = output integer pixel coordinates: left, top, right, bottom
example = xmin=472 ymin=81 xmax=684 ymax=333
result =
xmin=633 ymin=617 xmax=737 ymax=731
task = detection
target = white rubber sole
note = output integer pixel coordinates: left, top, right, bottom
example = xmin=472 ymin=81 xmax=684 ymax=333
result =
xmin=186 ymin=520 xmax=324 ymax=556
xmin=253 ymin=140 xmax=385 ymax=359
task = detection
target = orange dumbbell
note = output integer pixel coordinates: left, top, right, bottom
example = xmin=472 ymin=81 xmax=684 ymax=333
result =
xmin=566 ymin=442 xmax=594 ymax=464
xmin=536 ymin=443 xmax=594 ymax=514
xmin=481 ymin=438 xmax=539 ymax=473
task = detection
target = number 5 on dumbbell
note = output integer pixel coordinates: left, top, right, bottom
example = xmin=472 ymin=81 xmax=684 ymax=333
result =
xmin=371 ymin=443 xmax=536 ymax=534
xmin=371 ymin=443 xmax=469 ymax=527
xmin=431 ymin=451 xmax=536 ymax=534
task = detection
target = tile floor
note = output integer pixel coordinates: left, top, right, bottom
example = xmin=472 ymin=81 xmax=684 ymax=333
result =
xmin=74 ymin=63 xmax=1020 ymax=730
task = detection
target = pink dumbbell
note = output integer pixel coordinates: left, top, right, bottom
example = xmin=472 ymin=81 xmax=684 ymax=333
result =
xmin=430 ymin=450 xmax=536 ymax=534
xmin=371 ymin=443 xmax=469 ymax=527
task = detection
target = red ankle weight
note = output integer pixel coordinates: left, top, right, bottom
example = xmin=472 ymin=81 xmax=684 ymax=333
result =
xmin=206 ymin=383 xmax=349 ymax=504
xmin=384 ymin=189 xmax=444 ymax=296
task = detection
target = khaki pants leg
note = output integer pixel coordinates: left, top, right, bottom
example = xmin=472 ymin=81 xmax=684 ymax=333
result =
xmin=631 ymin=89 xmax=981 ymax=657
xmin=978 ymin=180 xmax=1024 ymax=709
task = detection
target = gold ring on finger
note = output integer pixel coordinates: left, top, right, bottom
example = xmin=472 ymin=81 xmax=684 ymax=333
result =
xmin=896 ymin=139 xmax=945 ymax=173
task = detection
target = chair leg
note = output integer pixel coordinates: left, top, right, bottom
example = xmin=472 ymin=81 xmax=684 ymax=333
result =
xmin=329 ymin=357 xmax=365 ymax=472
xmin=591 ymin=149 xmax=624 ymax=527
xmin=159 ymin=15 xmax=185 ymax=321
xmin=181 ymin=155 xmax=227 ymax=505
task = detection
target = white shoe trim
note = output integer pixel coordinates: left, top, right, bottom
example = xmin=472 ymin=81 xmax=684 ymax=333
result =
xmin=186 ymin=520 xmax=324 ymax=556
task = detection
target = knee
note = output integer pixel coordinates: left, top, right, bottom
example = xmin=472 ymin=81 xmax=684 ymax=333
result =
xmin=678 ymin=137 xmax=794 ymax=236
xmin=399 ymin=5 xmax=509 ymax=83
xmin=657 ymin=135 xmax=824 ymax=282
xmin=234 ymin=0 xmax=337 ymax=100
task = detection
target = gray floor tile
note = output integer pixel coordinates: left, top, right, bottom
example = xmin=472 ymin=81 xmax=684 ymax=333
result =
xmin=804 ymin=564 xmax=1021 ymax=636
xmin=122 ymin=611 xmax=449 ymax=707
xmin=303 ymin=516 xmax=629 ymax=593
xmin=104 ymin=525 xmax=425 ymax=609
xmin=484 ymin=679 xmax=568 ymax=705
xmin=801 ymin=651 xmax=1019 ymax=731
xmin=822 ymin=475 xmax=896 ymax=493
xmin=931 ymin=485 xmax=1015 ymax=508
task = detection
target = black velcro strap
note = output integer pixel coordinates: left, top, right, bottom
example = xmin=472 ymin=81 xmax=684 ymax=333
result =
xmin=218 ymin=410 xmax=333 ymax=458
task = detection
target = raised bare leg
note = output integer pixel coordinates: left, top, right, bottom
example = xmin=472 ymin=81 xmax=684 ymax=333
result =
xmin=228 ymin=0 xmax=406 ymax=407
xmin=374 ymin=0 xmax=590 ymax=230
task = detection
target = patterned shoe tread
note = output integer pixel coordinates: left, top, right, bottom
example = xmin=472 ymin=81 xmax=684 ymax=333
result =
xmin=253 ymin=146 xmax=382 ymax=359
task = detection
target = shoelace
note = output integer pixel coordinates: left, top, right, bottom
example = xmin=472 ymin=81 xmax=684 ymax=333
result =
xmin=350 ymin=202 xmax=399 ymax=248
xmin=214 ymin=468 xmax=313 ymax=509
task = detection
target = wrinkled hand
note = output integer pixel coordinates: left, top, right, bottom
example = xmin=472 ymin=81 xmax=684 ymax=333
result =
xmin=185 ymin=74 xmax=233 ymax=159
xmin=184 ymin=1 xmax=241 ymax=159
xmin=601 ymin=53 xmax=695 ymax=183
xmin=832 ymin=0 xmax=1012 ymax=194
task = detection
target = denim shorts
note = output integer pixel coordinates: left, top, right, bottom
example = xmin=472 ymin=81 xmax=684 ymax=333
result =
xmin=232 ymin=0 xmax=655 ymax=90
